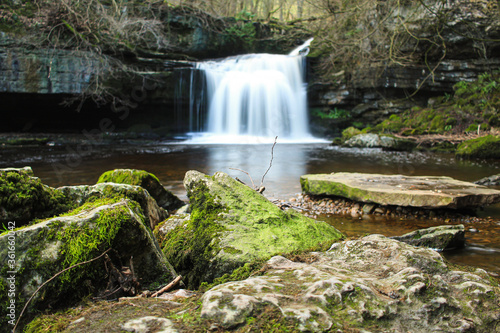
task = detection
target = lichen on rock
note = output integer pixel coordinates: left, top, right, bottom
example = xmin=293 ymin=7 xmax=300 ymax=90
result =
xmin=200 ymin=234 xmax=500 ymax=332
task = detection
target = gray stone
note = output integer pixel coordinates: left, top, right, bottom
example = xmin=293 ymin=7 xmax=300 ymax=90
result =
xmin=300 ymin=172 xmax=500 ymax=209
xmin=344 ymin=133 xmax=416 ymax=151
xmin=475 ymin=174 xmax=500 ymax=186
xmin=0 ymin=199 xmax=178 ymax=330
xmin=200 ymin=235 xmax=500 ymax=332
xmin=121 ymin=316 xmax=178 ymax=333
xmin=391 ymin=224 xmax=466 ymax=251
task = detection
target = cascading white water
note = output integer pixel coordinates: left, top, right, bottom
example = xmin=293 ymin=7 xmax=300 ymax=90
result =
xmin=187 ymin=38 xmax=318 ymax=143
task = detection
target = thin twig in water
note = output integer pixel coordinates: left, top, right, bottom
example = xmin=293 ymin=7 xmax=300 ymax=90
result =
xmin=13 ymin=248 xmax=112 ymax=333
xmin=260 ymin=136 xmax=278 ymax=188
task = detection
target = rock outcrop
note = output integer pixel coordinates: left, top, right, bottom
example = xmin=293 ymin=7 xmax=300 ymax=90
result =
xmin=200 ymin=235 xmax=500 ymax=332
xmin=0 ymin=199 xmax=178 ymax=330
xmin=155 ymin=170 xmax=344 ymax=289
xmin=308 ymin=0 xmax=500 ymax=130
xmin=301 ymin=172 xmax=500 ymax=209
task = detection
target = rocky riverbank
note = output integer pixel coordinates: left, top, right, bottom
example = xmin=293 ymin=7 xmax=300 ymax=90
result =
xmin=1 ymin=167 xmax=500 ymax=332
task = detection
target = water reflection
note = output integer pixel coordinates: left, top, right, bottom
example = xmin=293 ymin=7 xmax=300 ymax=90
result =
xmin=1 ymin=142 xmax=500 ymax=274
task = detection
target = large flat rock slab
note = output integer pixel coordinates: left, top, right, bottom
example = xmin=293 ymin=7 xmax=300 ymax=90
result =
xmin=300 ymin=172 xmax=500 ymax=209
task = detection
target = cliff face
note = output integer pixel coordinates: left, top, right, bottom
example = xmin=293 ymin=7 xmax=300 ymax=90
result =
xmin=0 ymin=5 xmax=307 ymax=133
xmin=308 ymin=0 xmax=500 ymax=134
xmin=1 ymin=1 xmax=498 ymax=135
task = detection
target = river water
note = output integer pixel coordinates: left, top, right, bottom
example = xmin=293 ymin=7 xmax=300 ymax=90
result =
xmin=2 ymin=142 xmax=499 ymax=275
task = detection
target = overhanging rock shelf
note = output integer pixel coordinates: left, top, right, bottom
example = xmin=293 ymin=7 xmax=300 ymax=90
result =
xmin=300 ymin=172 xmax=500 ymax=209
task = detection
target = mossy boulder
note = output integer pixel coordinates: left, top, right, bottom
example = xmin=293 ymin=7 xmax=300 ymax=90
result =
xmin=341 ymin=126 xmax=362 ymax=141
xmin=155 ymin=170 xmax=344 ymax=289
xmin=0 ymin=199 xmax=178 ymax=330
xmin=97 ymin=169 xmax=184 ymax=212
xmin=0 ymin=167 xmax=74 ymax=226
xmin=57 ymin=183 xmax=168 ymax=230
xmin=456 ymin=135 xmax=500 ymax=159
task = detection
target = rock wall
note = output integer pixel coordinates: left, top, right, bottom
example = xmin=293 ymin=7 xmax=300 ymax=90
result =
xmin=308 ymin=0 xmax=500 ymax=132
xmin=0 ymin=36 xmax=102 ymax=94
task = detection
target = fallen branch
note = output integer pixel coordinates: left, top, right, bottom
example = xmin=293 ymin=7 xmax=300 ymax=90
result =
xmin=151 ymin=275 xmax=183 ymax=298
xmin=13 ymin=248 xmax=112 ymax=333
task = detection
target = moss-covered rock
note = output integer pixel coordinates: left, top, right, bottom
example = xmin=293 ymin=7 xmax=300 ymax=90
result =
xmin=0 ymin=198 xmax=178 ymax=331
xmin=456 ymin=135 xmax=500 ymax=159
xmin=97 ymin=169 xmax=184 ymax=212
xmin=341 ymin=126 xmax=361 ymax=141
xmin=57 ymin=182 xmax=168 ymax=230
xmin=156 ymin=170 xmax=344 ymax=289
xmin=15 ymin=235 xmax=500 ymax=333
xmin=300 ymin=172 xmax=500 ymax=209
xmin=0 ymin=167 xmax=74 ymax=226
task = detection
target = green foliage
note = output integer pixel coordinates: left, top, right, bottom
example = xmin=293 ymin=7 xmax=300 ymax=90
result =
xmin=311 ymin=108 xmax=351 ymax=120
xmin=225 ymin=21 xmax=257 ymax=49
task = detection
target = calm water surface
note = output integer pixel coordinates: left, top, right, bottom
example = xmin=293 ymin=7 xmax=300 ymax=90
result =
xmin=2 ymin=142 xmax=499 ymax=274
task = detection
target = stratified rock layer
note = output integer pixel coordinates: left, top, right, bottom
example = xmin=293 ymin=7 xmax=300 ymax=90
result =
xmin=201 ymin=235 xmax=500 ymax=332
xmin=301 ymin=172 xmax=500 ymax=209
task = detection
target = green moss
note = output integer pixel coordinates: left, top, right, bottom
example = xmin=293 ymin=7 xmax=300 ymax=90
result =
xmin=160 ymin=172 xmax=343 ymax=290
xmin=456 ymin=135 xmax=500 ymax=159
xmin=199 ymin=260 xmax=266 ymax=292
xmin=160 ymin=181 xmax=226 ymax=289
xmin=97 ymin=169 xmax=183 ymax=210
xmin=341 ymin=126 xmax=361 ymax=141
xmin=0 ymin=170 xmax=75 ymax=226
xmin=97 ymin=169 xmax=160 ymax=186
xmin=0 ymin=198 xmax=146 ymax=329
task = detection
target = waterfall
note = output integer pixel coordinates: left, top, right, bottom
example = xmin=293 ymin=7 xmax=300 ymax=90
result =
xmin=183 ymin=39 xmax=319 ymax=143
